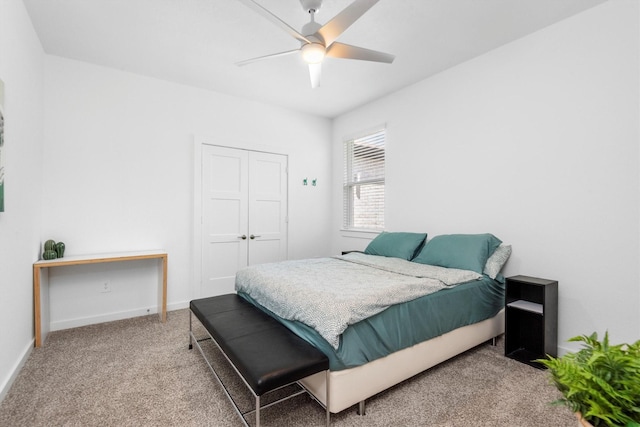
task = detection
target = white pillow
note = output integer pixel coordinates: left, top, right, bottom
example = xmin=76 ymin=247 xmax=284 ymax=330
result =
xmin=483 ymin=244 xmax=512 ymax=279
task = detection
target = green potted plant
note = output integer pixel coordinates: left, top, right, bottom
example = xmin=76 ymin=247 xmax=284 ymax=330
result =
xmin=537 ymin=332 xmax=640 ymax=427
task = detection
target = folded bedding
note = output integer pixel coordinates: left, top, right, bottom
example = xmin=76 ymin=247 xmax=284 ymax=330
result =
xmin=235 ymin=252 xmax=483 ymax=349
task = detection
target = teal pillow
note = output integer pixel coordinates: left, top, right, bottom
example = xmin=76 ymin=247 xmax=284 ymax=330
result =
xmin=412 ymin=233 xmax=502 ymax=273
xmin=364 ymin=232 xmax=428 ymax=260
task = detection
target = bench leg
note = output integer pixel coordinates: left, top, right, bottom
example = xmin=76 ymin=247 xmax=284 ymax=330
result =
xmin=256 ymin=395 xmax=260 ymax=427
xmin=188 ymin=310 xmax=193 ymax=350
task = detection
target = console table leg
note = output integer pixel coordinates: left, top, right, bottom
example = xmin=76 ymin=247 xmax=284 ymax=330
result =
xmin=159 ymin=254 xmax=168 ymax=323
xmin=33 ymin=265 xmax=42 ymax=347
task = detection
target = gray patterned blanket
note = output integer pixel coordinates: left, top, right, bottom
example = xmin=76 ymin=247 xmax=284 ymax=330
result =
xmin=235 ymin=252 xmax=482 ymax=349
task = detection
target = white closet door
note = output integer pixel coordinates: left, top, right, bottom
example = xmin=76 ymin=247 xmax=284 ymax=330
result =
xmin=201 ymin=145 xmax=249 ymax=296
xmin=248 ymin=151 xmax=288 ymax=265
xmin=200 ymin=145 xmax=288 ymax=298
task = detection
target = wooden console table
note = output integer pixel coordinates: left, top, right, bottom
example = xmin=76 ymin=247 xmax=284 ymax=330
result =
xmin=33 ymin=250 xmax=168 ymax=347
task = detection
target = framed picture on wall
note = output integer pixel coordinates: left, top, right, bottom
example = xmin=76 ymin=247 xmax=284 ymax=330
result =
xmin=0 ymin=78 xmax=4 ymax=212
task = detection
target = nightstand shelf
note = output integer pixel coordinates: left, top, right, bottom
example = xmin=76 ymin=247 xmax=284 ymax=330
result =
xmin=507 ymin=299 xmax=543 ymax=314
xmin=505 ymin=275 xmax=558 ymax=369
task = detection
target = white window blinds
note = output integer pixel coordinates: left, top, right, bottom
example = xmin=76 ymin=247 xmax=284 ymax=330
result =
xmin=343 ymin=129 xmax=385 ymax=230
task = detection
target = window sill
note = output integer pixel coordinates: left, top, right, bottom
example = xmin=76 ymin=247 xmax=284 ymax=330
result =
xmin=340 ymin=229 xmax=382 ymax=239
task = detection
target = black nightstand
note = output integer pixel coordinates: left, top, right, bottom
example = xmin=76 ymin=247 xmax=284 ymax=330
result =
xmin=504 ymin=275 xmax=558 ymax=369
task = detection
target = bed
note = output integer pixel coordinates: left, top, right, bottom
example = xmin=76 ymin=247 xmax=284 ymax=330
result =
xmin=234 ymin=232 xmax=511 ymax=414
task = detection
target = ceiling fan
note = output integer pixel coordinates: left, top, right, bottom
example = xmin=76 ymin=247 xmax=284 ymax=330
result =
xmin=235 ymin=0 xmax=395 ymax=88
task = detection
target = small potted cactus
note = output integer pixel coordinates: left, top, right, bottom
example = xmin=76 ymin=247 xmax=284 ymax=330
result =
xmin=42 ymin=239 xmax=57 ymax=260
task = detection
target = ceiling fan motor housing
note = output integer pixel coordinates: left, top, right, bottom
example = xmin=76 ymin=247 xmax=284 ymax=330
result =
xmin=300 ymin=0 xmax=323 ymax=13
xmin=302 ymin=21 xmax=322 ymax=39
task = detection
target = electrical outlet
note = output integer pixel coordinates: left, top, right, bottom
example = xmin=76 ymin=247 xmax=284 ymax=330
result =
xmin=100 ymin=281 xmax=111 ymax=293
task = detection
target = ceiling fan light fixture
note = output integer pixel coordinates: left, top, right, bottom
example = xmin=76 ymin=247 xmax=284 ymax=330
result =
xmin=301 ymin=42 xmax=326 ymax=64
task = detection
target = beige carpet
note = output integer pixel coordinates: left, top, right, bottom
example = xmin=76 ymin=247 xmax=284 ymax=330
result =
xmin=0 ymin=309 xmax=575 ymax=426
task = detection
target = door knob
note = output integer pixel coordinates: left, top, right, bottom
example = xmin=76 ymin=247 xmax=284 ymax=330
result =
xmin=238 ymin=235 xmax=247 ymax=240
xmin=250 ymin=234 xmax=261 ymax=240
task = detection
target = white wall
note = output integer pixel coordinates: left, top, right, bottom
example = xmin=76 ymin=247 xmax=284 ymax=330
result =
xmin=0 ymin=0 xmax=44 ymax=400
xmin=332 ymin=1 xmax=640 ymax=352
xmin=41 ymin=56 xmax=332 ymax=330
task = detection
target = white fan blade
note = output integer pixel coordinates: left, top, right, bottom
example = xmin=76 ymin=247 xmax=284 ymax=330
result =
xmin=236 ymin=0 xmax=311 ymax=44
xmin=309 ymin=63 xmax=321 ymax=88
xmin=326 ymin=42 xmax=394 ymax=63
xmin=316 ymin=0 xmax=379 ymax=47
xmin=236 ymin=49 xmax=299 ymax=66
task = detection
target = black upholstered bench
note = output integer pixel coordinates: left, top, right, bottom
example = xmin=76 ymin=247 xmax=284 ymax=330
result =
xmin=189 ymin=294 xmax=330 ymax=427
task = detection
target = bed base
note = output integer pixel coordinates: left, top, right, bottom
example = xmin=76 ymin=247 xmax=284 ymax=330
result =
xmin=301 ymin=309 xmax=505 ymax=414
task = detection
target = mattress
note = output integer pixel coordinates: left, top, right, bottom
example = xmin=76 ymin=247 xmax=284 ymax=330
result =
xmin=238 ymin=274 xmax=504 ymax=371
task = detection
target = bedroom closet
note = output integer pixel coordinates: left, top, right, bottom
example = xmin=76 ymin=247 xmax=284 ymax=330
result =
xmin=199 ymin=144 xmax=288 ymax=297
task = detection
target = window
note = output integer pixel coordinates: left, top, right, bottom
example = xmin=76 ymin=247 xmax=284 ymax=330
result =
xmin=343 ymin=128 xmax=385 ymax=230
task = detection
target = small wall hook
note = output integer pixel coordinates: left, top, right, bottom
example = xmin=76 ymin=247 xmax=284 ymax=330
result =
xmin=312 ymin=179 xmax=317 ymax=186
xmin=303 ymin=178 xmax=308 ymax=186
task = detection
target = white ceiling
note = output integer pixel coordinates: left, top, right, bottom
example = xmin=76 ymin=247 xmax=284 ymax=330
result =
xmin=23 ymin=0 xmax=606 ymax=118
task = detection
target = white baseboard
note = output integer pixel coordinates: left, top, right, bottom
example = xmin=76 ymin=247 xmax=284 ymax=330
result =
xmin=168 ymin=300 xmax=189 ymax=311
xmin=557 ymin=343 xmax=579 ymax=357
xmin=50 ymin=301 xmax=191 ymax=331
xmin=0 ymin=339 xmax=34 ymax=403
